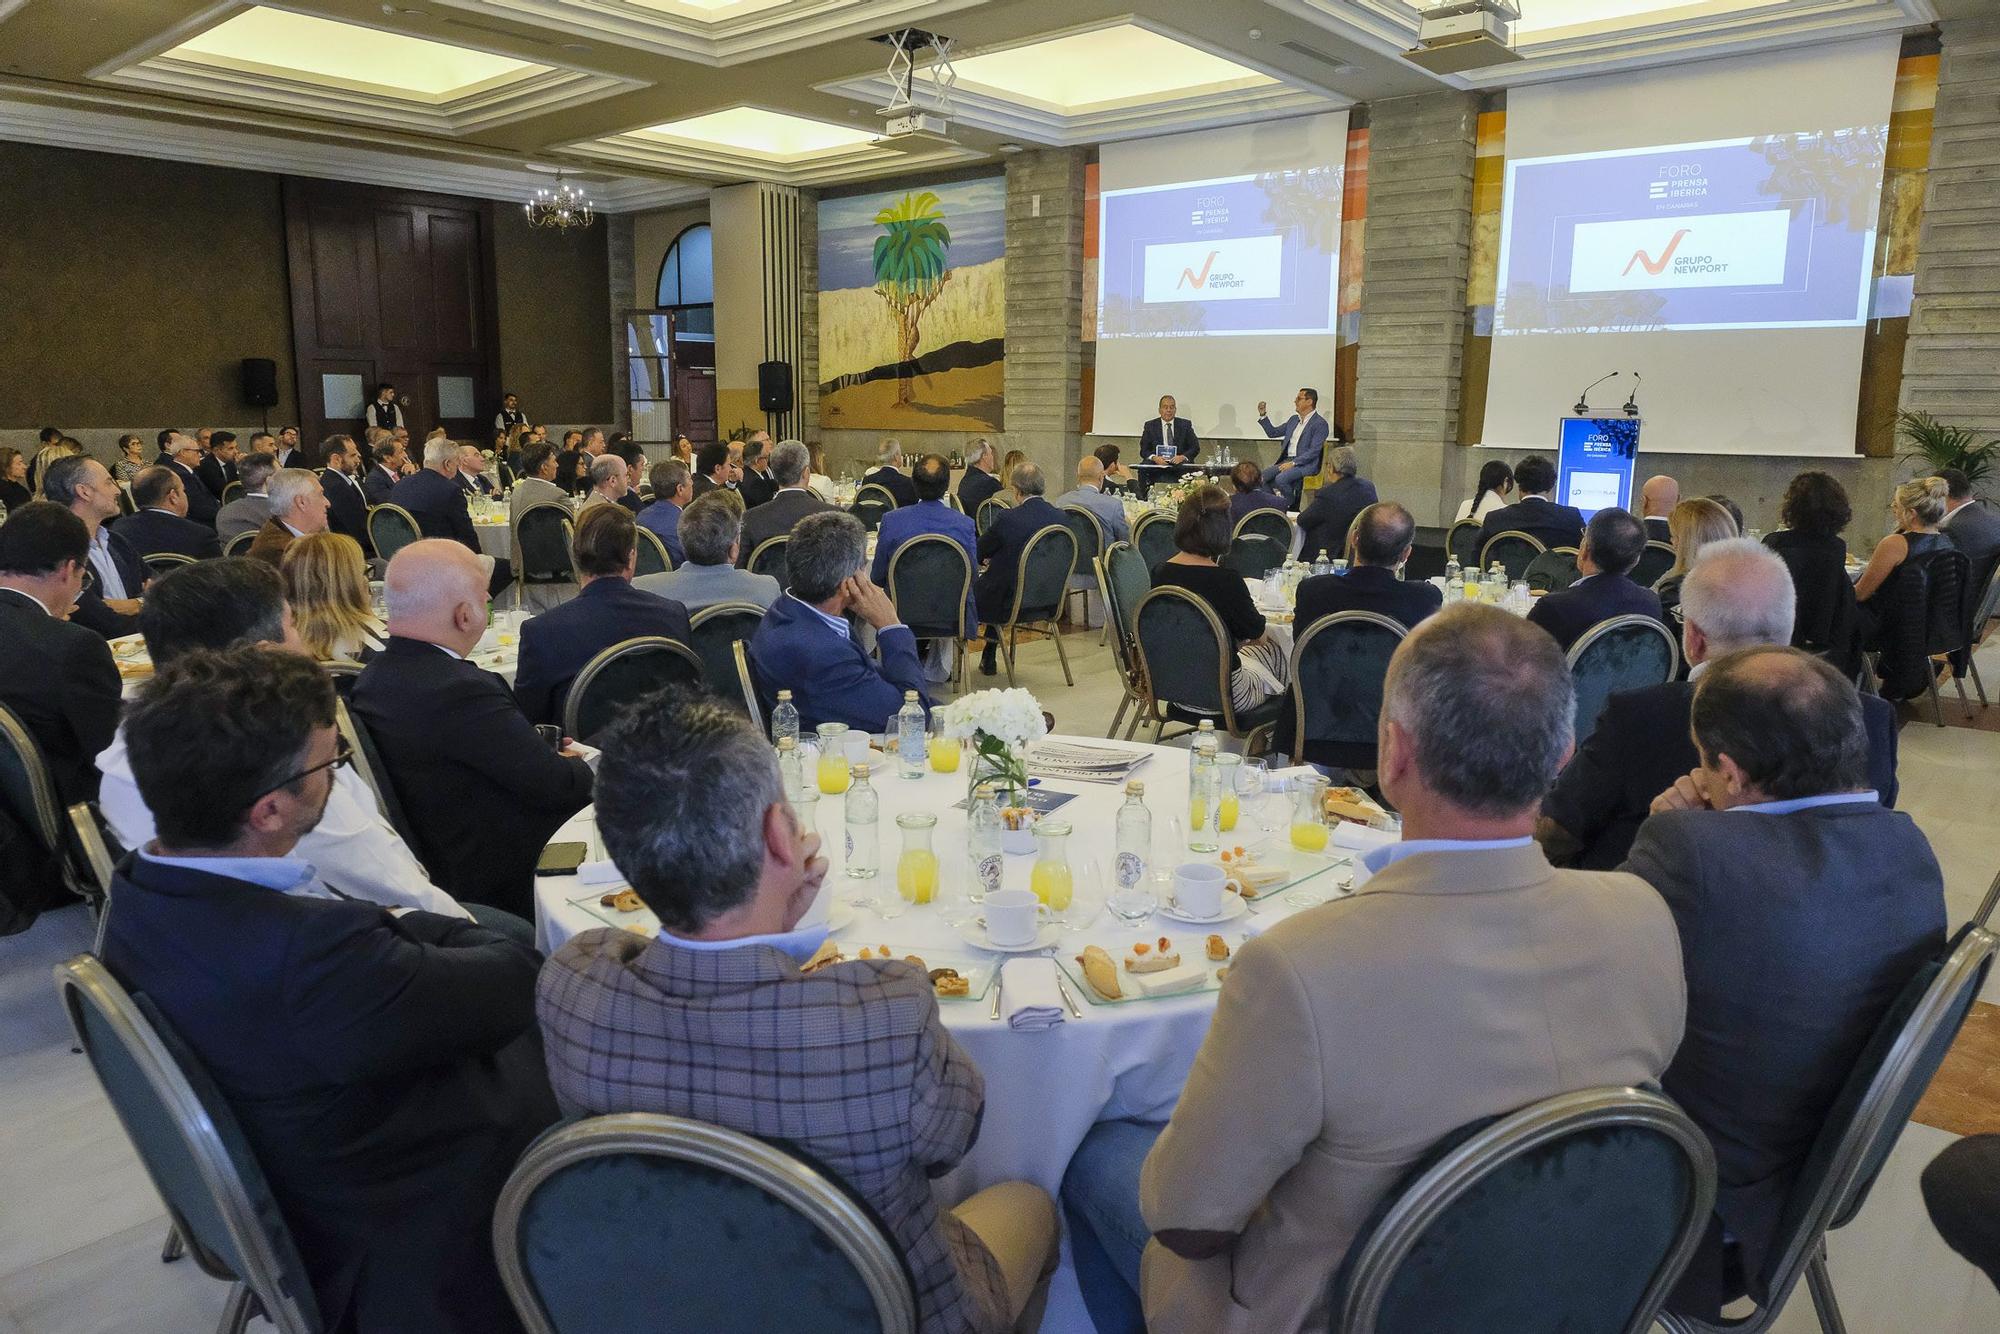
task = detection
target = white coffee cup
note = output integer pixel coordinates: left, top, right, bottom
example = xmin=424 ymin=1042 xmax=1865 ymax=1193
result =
xmin=984 ymin=889 xmax=1042 ymax=946
xmin=1173 ymin=863 xmax=1227 ymax=919
xmin=843 ymin=730 xmax=873 ymax=764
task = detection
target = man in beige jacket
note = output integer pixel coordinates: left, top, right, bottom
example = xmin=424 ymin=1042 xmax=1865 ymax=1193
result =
xmin=1060 ymin=603 xmax=1687 ymax=1334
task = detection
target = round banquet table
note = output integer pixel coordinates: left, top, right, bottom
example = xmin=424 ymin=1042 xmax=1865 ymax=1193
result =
xmin=472 ymin=517 xmax=512 ymax=562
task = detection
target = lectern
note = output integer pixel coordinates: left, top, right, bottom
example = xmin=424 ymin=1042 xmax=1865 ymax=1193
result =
xmin=1556 ymin=417 xmax=1640 ymax=518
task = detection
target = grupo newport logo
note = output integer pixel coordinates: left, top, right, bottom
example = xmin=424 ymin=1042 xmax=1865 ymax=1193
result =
xmin=1143 ymin=236 xmax=1283 ymax=304
xmin=1569 ymin=210 xmax=1788 ymax=294
xmin=1623 ymin=228 xmax=1692 ymax=277
xmin=1178 ymin=251 xmax=1221 ymax=290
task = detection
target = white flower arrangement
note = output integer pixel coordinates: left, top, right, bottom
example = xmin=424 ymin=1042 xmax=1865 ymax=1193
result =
xmin=938 ymin=688 xmax=1047 ymax=748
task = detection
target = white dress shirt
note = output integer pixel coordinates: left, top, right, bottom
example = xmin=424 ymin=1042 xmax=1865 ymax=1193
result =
xmin=89 ymin=527 xmax=130 ymax=601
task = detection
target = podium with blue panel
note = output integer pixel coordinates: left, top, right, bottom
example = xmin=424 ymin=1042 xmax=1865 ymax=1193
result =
xmin=1556 ymin=417 xmax=1641 ymax=519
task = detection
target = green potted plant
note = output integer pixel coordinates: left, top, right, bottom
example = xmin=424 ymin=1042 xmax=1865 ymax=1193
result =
xmin=1896 ymin=410 xmax=2000 ymax=490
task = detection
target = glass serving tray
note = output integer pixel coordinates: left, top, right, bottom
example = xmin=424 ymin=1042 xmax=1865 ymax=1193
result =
xmin=1055 ymin=937 xmax=1229 ymax=1007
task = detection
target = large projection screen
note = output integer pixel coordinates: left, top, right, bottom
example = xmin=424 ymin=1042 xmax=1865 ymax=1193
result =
xmin=1484 ymin=36 xmax=1898 ymax=457
xmin=1094 ymin=112 xmax=1350 ymax=440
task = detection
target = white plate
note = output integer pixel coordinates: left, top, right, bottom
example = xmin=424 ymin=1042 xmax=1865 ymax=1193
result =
xmin=825 ymin=902 xmax=856 ymax=934
xmin=952 ymin=918 xmax=1064 ymax=954
xmin=1157 ymin=892 xmax=1249 ymax=926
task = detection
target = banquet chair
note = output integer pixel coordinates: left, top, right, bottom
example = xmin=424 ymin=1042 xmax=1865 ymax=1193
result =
xmin=1523 ymin=546 xmax=1581 ymax=594
xmin=55 ymin=954 xmax=324 ymax=1334
xmin=223 ymin=531 xmax=257 ymax=558
xmin=1131 ymin=585 xmax=1280 ymax=751
xmin=319 ymin=661 xmax=362 ymax=698
xmin=1132 ymin=511 xmax=1176 ymax=573
xmin=1869 ymin=546 xmax=1968 ymax=725
xmin=732 ymin=641 xmax=767 ymax=733
xmin=992 ymin=525 xmax=1078 ymax=687
xmin=1948 ymin=554 xmax=2000 ymax=708
xmin=1233 ymin=507 xmax=1295 ymax=553
xmin=0 ymin=701 xmax=94 ymax=925
xmin=688 ymin=603 xmax=768 ymax=705
xmin=143 ymin=551 xmax=200 ymax=577
xmin=850 ymin=484 xmax=896 ymax=532
xmin=1059 ymin=504 xmax=1108 ymax=624
xmin=563 ymin=637 xmax=705 ymax=744
xmin=1287 ymin=611 xmax=1406 ymax=769
xmin=975 ymin=495 xmax=1012 ymax=535
xmin=513 ymin=502 xmax=576 ymax=612
xmin=1093 ymin=552 xmax=1150 ymax=741
xmin=1634 ymin=540 xmax=1678 ymax=590
xmin=68 ymin=802 xmax=118 ymax=953
xmin=1479 ymin=530 xmax=1546 ymax=581
xmin=492 ymin=1112 xmax=918 ymax=1334
xmin=1566 ymin=615 xmax=1679 ymax=745
xmin=747 ymin=535 xmax=790 ymax=588
xmin=634 ymin=526 xmax=673 ymax=578
xmin=1221 ymin=534 xmax=1286 ymax=580
xmin=117 ymin=487 xmax=138 ymax=518
xmin=886 ymin=535 xmax=973 ymax=689
xmin=220 ymin=480 xmax=243 ymax=505
xmin=333 ymin=698 xmax=418 ymax=850
xmin=1658 ymin=925 xmax=1997 ymax=1334
xmin=365 ymin=504 xmax=423 ymax=565
xmin=1328 ymin=1086 xmax=1715 ymax=1334
xmin=1447 ymin=518 xmax=1485 ymax=571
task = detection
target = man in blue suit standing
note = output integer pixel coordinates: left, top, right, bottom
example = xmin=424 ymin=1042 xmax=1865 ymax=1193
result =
xmin=1256 ymin=387 xmax=1330 ymax=507
xmin=751 ymin=511 xmax=929 ymax=733
xmin=873 ymin=453 xmax=976 ymax=638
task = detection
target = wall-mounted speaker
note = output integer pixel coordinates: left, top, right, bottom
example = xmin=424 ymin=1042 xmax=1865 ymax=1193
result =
xmin=757 ymin=360 xmax=793 ymax=414
xmin=240 ymin=357 xmax=279 ymax=408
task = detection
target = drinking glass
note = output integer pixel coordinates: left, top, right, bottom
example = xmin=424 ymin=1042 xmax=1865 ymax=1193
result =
xmin=1235 ymin=757 xmax=1273 ymax=833
xmin=927 ymin=713 xmax=962 ymax=773
xmin=815 ymin=723 xmax=852 ymax=794
xmin=895 ymin=813 xmax=939 ymax=906
xmin=1062 ymin=857 xmax=1105 ymax=932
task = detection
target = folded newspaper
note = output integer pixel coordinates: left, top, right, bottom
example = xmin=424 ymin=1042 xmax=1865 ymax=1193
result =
xmin=1026 ymin=741 xmax=1152 ymax=783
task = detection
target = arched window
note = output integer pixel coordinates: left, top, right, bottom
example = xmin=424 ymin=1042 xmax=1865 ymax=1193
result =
xmin=656 ymin=223 xmax=713 ymax=307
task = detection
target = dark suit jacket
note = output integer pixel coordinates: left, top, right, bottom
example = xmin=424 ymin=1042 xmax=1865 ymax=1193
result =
xmin=163 ymin=457 xmax=219 ymax=524
xmin=512 ymin=577 xmax=693 ymax=727
xmin=1479 ymin=495 xmax=1585 ymax=554
xmin=1545 ymin=679 xmax=1901 ymax=870
xmin=113 ymin=508 xmax=222 ymax=561
xmin=457 ymin=471 xmax=498 ymax=498
xmin=101 ymin=853 xmax=555 ymax=1334
xmin=748 ymin=595 xmax=929 ymax=733
xmin=1140 ymin=417 xmax=1200 ymax=463
xmin=0 ymin=590 xmax=121 ymax=804
xmin=1229 ymin=490 xmax=1285 ymax=524
xmin=864 ymin=466 xmax=918 ymax=509
xmin=351 ymin=637 xmax=594 ymax=915
xmin=1526 ymin=571 xmax=1666 ymax=652
xmin=872 ymin=500 xmax=978 ymax=634
xmin=321 ymin=468 xmax=373 ymax=556
xmin=194 ymin=454 xmax=236 ymax=502
xmin=975 ymin=495 xmax=1064 ymax=622
xmin=1644 ymin=515 xmax=1673 ymax=544
xmin=1944 ymin=501 xmax=2000 ymax=583
xmin=958 ymin=467 xmax=1002 ymax=512
xmin=635 ymin=498 xmax=684 ymax=566
xmin=738 ymin=468 xmax=777 ymax=509
xmin=362 ymin=464 xmax=400 ymax=508
xmin=690 ymin=473 xmax=722 ymax=498
xmin=1624 ymin=804 xmax=1945 ymax=1305
xmin=74 ymin=527 xmax=149 ymax=639
xmin=1276 ymin=567 xmax=1441 ymax=768
xmin=739 ymin=487 xmax=833 ymax=565
xmin=1296 ymin=474 xmax=1378 ymax=562
xmin=389 ymin=468 xmax=478 ymax=553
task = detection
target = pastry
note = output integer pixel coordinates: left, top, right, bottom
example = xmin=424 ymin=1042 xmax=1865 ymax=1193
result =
xmin=800 ymin=939 xmax=844 ymax=974
xmin=1206 ymin=934 xmax=1230 ymax=962
xmin=1219 ymin=848 xmax=1285 ymax=898
xmin=1078 ymin=945 xmax=1123 ymax=1000
xmin=600 ymin=889 xmax=644 ymax=913
xmin=1126 ymin=936 xmax=1181 ymax=974
xmin=934 ymin=975 xmax=970 ymax=998
xmin=927 ymin=967 xmax=959 ymax=984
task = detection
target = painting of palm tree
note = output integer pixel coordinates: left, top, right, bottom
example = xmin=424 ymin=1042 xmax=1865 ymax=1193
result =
xmin=873 ymin=191 xmax=953 ymax=405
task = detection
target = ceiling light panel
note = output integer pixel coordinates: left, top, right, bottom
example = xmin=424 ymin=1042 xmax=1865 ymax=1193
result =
xmin=171 ymin=7 xmax=547 ymax=101
xmin=634 ymin=106 xmax=880 ymax=160
xmin=951 ymin=24 xmax=1277 ymax=112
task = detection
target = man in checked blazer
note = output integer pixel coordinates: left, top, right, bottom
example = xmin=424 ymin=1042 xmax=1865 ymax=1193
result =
xmin=537 ymin=694 xmax=1058 ymax=1334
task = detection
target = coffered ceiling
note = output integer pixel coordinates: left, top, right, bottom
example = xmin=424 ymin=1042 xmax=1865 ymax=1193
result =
xmin=0 ymin=0 xmax=1940 ymax=210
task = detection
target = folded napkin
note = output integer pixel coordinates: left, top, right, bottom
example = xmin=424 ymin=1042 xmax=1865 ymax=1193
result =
xmin=1332 ymin=822 xmax=1399 ymax=856
xmin=1003 ymin=958 xmax=1067 ymax=1031
xmin=576 ymin=859 xmax=626 ymax=887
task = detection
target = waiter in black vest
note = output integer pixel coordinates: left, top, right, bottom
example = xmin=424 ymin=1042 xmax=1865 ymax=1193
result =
xmin=493 ymin=392 xmax=526 ymax=437
xmin=367 ymin=383 xmax=406 ymax=433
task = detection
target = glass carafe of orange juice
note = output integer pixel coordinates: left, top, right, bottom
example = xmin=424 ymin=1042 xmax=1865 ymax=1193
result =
xmin=1290 ymin=774 xmax=1332 ymax=852
xmin=815 ymin=722 xmax=852 ymax=794
xmin=1029 ymin=820 xmax=1074 ymax=913
xmin=928 ymin=711 xmax=961 ymax=773
xmin=1213 ymin=753 xmax=1242 ymax=832
xmin=895 ymin=812 xmax=939 ymax=905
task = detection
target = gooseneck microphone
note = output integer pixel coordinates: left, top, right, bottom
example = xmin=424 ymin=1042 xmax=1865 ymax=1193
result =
xmin=1574 ymin=371 xmax=1621 ymax=416
xmin=1623 ymin=372 xmax=1642 ymax=418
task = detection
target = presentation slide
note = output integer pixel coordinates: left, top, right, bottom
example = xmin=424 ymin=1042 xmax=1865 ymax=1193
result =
xmin=1093 ymin=112 xmax=1349 ymax=440
xmin=1496 ymin=132 xmax=1877 ymax=336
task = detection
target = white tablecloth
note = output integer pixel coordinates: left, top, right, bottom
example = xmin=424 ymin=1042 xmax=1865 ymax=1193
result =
xmin=472 ymin=519 xmax=512 ymax=562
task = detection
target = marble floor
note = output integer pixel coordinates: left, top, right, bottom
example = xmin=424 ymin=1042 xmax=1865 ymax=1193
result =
xmin=2 ymin=625 xmax=1996 ymax=1332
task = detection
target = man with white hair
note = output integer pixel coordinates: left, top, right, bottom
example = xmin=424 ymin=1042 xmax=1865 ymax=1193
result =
xmin=738 ymin=431 xmax=777 ymax=508
xmin=1539 ymin=537 xmax=1899 ymax=869
xmin=958 ymin=437 xmax=1001 ymax=512
xmin=739 ymin=440 xmax=831 ymax=559
xmin=456 ymin=443 xmax=497 ymax=497
xmin=391 ymin=437 xmax=512 ymax=592
xmin=864 ymin=437 xmax=917 ymax=508
xmin=579 ymin=454 xmax=631 ymax=512
xmin=352 ymin=540 xmax=593 ymax=917
xmin=246 ymin=468 xmax=332 ymax=567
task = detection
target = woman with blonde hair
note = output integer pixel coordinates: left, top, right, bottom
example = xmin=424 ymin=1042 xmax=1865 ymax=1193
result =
xmin=1856 ymin=475 xmax=1953 ymax=697
xmin=0 ymin=446 xmax=29 ymax=514
xmin=282 ymin=531 xmax=385 ymax=663
xmin=1653 ymin=497 xmax=1738 ymax=624
xmin=28 ymin=438 xmax=82 ymax=498
xmin=1855 ymin=475 xmax=1950 ymax=604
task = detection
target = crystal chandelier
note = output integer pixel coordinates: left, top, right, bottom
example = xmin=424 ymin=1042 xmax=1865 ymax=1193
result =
xmin=525 ymin=172 xmax=595 ymax=232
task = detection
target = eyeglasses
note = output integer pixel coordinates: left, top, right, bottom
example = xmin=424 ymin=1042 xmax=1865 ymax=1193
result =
xmin=246 ymin=737 xmax=353 ymax=805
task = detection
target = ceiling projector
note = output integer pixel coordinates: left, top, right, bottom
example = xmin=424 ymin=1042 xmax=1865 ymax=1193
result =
xmin=1403 ymin=0 xmax=1525 ymax=75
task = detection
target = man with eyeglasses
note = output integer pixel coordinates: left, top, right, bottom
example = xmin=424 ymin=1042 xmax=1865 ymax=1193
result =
xmin=99 ymin=643 xmax=557 ymax=1334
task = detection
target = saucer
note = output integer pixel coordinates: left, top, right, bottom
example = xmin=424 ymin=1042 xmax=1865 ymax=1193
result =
xmin=952 ymin=918 xmax=1063 ymax=954
xmin=1157 ymin=892 xmax=1249 ymax=926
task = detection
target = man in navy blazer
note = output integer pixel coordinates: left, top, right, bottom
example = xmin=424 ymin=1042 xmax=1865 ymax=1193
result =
xmin=514 ymin=505 xmax=692 ymax=727
xmin=44 ymin=454 xmax=147 ymax=638
xmin=158 ymin=430 xmax=221 ymax=526
xmin=750 ymin=511 xmax=929 ymax=733
xmin=873 ymin=453 xmax=978 ymax=637
xmin=1140 ymin=395 xmax=1200 ymax=465
xmin=113 ymin=466 xmax=223 ymax=561
xmin=1542 ymin=540 xmax=1899 ymax=870
xmin=864 ymin=439 xmax=919 ymax=509
xmin=391 ymin=439 xmax=480 ymax=551
xmin=1478 ymin=454 xmax=1584 ymax=554
xmin=1295 ymin=446 xmax=1378 ymax=562
xmin=102 ymin=645 xmax=556 ymax=1334
xmin=1622 ymin=647 xmax=1944 ymax=1319
xmin=362 ymin=436 xmax=406 ymax=507
xmin=1256 ymin=387 xmax=1330 ymax=506
xmin=974 ymin=463 xmax=1065 ymax=676
xmin=318 ymin=435 xmax=373 ymax=557
xmin=1526 ymin=507 xmax=1667 ymax=652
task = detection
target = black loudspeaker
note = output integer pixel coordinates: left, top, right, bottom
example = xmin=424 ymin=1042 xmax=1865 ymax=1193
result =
xmin=757 ymin=360 xmax=793 ymax=414
xmin=240 ymin=357 xmax=279 ymax=408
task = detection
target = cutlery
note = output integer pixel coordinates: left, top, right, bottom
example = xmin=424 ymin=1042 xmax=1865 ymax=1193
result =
xmin=1051 ymin=969 xmax=1084 ymax=1020
xmin=988 ymin=969 xmax=1005 ymax=1021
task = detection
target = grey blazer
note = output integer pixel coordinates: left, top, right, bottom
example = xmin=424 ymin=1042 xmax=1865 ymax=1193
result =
xmin=635 ymin=561 xmax=780 ymax=613
xmin=215 ymin=494 xmax=273 ymax=543
xmin=1943 ymin=500 xmax=2000 ymax=579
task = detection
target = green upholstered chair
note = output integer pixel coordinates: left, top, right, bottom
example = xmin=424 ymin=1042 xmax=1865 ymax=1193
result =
xmin=1566 ymin=615 xmax=1678 ymax=744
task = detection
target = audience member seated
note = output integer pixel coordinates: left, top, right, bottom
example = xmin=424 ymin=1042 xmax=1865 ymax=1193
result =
xmin=805 ymin=441 xmax=837 ymax=499
xmin=635 ymin=490 xmax=778 ymax=613
xmin=637 ymin=459 xmax=691 ymax=565
xmin=740 ymin=440 xmax=833 ymax=560
xmin=247 ymin=467 xmax=331 ymax=567
xmin=392 ymin=437 xmax=512 ymax=593
xmin=1922 ymin=1137 xmax=2000 ymax=1295
xmin=579 ymin=454 xmax=631 ymax=512
xmin=282 ymin=532 xmax=385 ymax=664
xmin=115 ymin=465 xmax=221 ymax=560
xmin=1061 ymin=604 xmax=1685 ymax=1334
xmin=1094 ymin=443 xmax=1137 ymax=496
xmin=1225 ymin=461 xmax=1284 ymax=526
xmin=0 ymin=446 xmax=31 ymax=514
xmin=752 ymin=512 xmax=928 ymax=732
xmin=32 ymin=437 xmax=86 ymax=503
xmin=214 ymin=452 xmax=278 ymax=543
xmin=872 ymin=453 xmax=978 ymax=635
xmin=1152 ymin=484 xmax=1287 ymax=714
xmin=960 ymin=438 xmax=1003 ymax=511
xmin=555 ymin=428 xmax=599 ymax=498
xmin=1939 ymin=465 xmax=2000 ymax=578
xmin=95 ymin=556 xmax=467 ymax=918
xmin=975 ymin=463 xmax=1065 ymax=677
xmin=1624 ymin=646 xmax=1946 ymax=1319
xmin=1765 ymin=470 xmax=1862 ymax=675
xmin=510 ymin=444 xmax=568 ymax=524
xmin=455 ymin=444 xmax=496 ymax=497
xmin=514 ymin=505 xmax=692 ymax=727
xmin=1526 ymin=507 xmax=1666 ymax=652
xmin=864 ymin=437 xmax=918 ymax=508
xmin=110 ymin=435 xmax=145 ymax=486
xmin=193 ymin=430 xmax=238 ymax=502
xmin=1540 ymin=539 xmax=1899 ymax=870
xmin=317 ymin=434 xmax=372 ymax=556
xmin=0 ymin=503 xmax=120 ymax=806
xmin=1054 ymin=457 xmax=1133 ymax=543
xmin=537 ymin=692 xmax=1058 ymax=1333
xmin=1855 ymin=476 xmax=1952 ymax=661
xmin=1639 ymin=474 xmax=1681 ymax=543
xmin=1706 ymin=493 xmax=1745 ymax=532
xmin=101 ymin=645 xmax=555 ymax=1334
xmin=42 ymin=454 xmax=145 ymax=638
xmin=361 ymin=435 xmax=406 ymax=507
xmin=1453 ymin=459 xmax=1513 ymax=525
xmin=1653 ymin=497 xmax=1737 ymax=625
xmin=1477 ymin=453 xmax=1584 ymax=554
xmin=737 ymin=433 xmax=776 ymax=508
xmin=352 ymin=541 xmax=593 ymax=916
xmin=1294 ymin=445 xmax=1377 ymax=563
xmin=690 ymin=441 xmax=737 ymax=498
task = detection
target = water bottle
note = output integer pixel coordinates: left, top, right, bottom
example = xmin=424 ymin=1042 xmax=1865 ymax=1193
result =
xmin=1312 ymin=548 xmax=1333 ymax=578
xmin=844 ymin=763 xmax=879 ymax=879
xmin=1114 ymin=781 xmax=1151 ymax=890
xmin=1446 ymin=570 xmax=1465 ymax=603
xmin=1189 ymin=740 xmax=1221 ymax=854
xmin=896 ymin=691 xmax=926 ymax=779
xmin=776 ymin=736 xmax=804 ymax=805
xmin=770 ymin=689 xmax=799 ymax=748
xmin=1445 ymin=554 xmax=1462 ymax=584
xmin=1187 ymin=719 xmax=1216 ymax=787
xmin=967 ymin=782 xmax=1003 ymax=900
